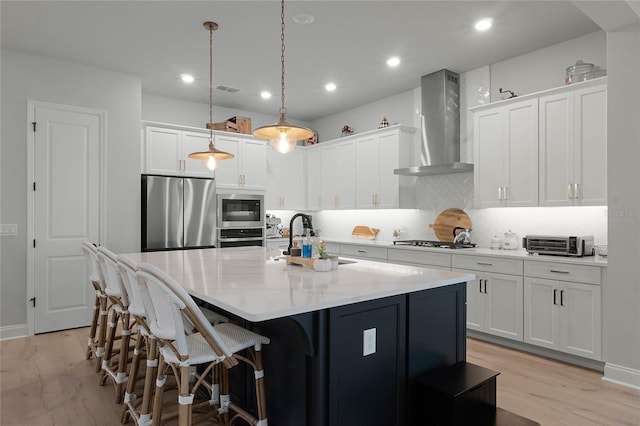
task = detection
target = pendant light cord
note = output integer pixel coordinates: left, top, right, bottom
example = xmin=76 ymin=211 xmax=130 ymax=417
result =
xmin=279 ymin=0 xmax=287 ymax=120
xmin=209 ymin=24 xmax=215 ymax=149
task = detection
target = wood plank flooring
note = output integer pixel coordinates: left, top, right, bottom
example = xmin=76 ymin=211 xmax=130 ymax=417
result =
xmin=1 ymin=328 xmax=638 ymax=425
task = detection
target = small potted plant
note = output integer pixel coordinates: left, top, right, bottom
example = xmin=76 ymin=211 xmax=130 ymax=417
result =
xmin=314 ymin=240 xmax=333 ymax=272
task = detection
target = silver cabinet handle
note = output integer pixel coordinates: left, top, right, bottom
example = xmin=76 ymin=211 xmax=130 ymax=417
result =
xmin=550 ymin=269 xmax=569 ymax=274
xmin=568 ymin=183 xmax=573 ymax=199
xmin=357 ymin=249 xmax=367 ymax=253
xmin=574 ymin=183 xmax=580 ymax=199
xmin=498 ymin=187 xmax=503 ymax=201
xmin=477 ymin=262 xmax=493 ymax=266
xmin=503 ymin=186 xmax=508 ymax=200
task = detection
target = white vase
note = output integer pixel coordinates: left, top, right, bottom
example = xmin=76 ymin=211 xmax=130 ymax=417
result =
xmin=313 ymin=258 xmax=332 ymax=272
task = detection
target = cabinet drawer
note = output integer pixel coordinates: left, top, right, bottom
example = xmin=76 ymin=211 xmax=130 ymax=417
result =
xmin=340 ymin=244 xmax=388 ymax=261
xmin=388 ymin=248 xmax=451 ymax=269
xmin=324 ymin=242 xmax=341 ymax=256
xmin=452 ymin=255 xmax=523 ymax=275
xmin=524 ymin=261 xmax=601 ymax=285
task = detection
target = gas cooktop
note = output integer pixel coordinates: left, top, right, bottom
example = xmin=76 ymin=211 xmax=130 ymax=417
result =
xmin=393 ymin=240 xmax=476 ymax=249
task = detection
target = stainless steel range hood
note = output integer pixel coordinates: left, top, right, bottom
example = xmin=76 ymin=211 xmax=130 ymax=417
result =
xmin=394 ymin=69 xmax=473 ymax=176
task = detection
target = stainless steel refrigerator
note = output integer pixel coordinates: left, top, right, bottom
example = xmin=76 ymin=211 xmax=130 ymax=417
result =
xmin=141 ymin=175 xmax=217 ymax=251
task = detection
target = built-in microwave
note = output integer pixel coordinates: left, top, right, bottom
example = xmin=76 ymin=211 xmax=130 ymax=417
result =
xmin=217 ymin=193 xmax=265 ymax=229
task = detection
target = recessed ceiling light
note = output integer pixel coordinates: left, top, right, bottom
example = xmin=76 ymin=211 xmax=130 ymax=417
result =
xmin=475 ymin=18 xmax=492 ymax=31
xmin=292 ymin=13 xmax=314 ymax=24
xmin=325 ymin=82 xmax=337 ymax=92
xmin=260 ymin=91 xmax=272 ymax=99
xmin=387 ymin=56 xmax=401 ymax=67
xmin=181 ymin=74 xmax=194 ymax=83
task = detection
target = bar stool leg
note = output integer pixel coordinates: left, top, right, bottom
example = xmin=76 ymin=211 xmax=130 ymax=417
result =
xmin=95 ymin=294 xmax=109 ymax=373
xmin=253 ymin=346 xmax=268 ymax=423
xmin=152 ymin=357 xmax=168 ymax=426
xmin=87 ymin=284 xmax=101 ymax=360
xmin=100 ymin=308 xmax=120 ymax=387
xmin=178 ymin=360 xmax=192 ymax=426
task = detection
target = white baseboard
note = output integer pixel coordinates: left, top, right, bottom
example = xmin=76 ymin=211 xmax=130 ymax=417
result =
xmin=603 ymin=363 xmax=640 ymax=390
xmin=0 ymin=323 xmax=28 ymax=341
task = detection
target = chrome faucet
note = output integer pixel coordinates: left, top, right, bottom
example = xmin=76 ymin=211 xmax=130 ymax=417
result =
xmin=284 ymin=213 xmax=314 ymax=255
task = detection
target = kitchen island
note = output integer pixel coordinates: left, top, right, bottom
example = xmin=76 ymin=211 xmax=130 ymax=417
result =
xmin=123 ymin=246 xmax=475 ymax=426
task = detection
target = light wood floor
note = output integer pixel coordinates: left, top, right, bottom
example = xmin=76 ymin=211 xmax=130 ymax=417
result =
xmin=1 ymin=328 xmax=639 ymax=425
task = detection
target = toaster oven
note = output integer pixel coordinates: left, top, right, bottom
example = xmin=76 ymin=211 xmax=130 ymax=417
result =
xmin=522 ymin=235 xmax=594 ymax=257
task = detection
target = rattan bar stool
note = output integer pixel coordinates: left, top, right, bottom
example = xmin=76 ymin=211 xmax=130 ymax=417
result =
xmin=81 ymin=241 xmax=109 ymax=373
xmin=119 ymin=255 xmax=229 ymax=426
xmin=136 ymin=263 xmax=270 ymax=426
xmin=98 ymin=246 xmax=136 ymax=403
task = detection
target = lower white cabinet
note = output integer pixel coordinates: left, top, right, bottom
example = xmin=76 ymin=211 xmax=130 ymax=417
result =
xmin=452 ymin=254 xmax=524 ymax=341
xmin=524 ymin=274 xmax=601 ymax=360
xmin=456 ymin=269 xmax=524 ymax=341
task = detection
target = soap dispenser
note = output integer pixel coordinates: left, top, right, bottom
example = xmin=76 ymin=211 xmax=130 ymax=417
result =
xmin=302 ymin=229 xmax=312 ymax=258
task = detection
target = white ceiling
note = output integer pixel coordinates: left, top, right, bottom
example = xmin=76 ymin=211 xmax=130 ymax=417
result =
xmin=1 ymin=1 xmax=602 ymax=122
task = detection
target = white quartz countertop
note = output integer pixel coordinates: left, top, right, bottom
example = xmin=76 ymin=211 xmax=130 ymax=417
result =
xmin=121 ymin=247 xmax=474 ymax=322
xmin=321 ymin=237 xmax=608 ymax=267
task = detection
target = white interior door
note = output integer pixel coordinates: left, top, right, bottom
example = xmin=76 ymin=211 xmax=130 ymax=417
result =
xmin=32 ymin=103 xmax=101 ymax=334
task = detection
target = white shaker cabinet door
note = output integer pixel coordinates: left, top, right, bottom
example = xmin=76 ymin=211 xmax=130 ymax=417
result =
xmin=355 ymin=135 xmax=378 ymax=208
xmin=306 ymin=148 xmax=323 ymax=210
xmin=212 ymin=135 xmax=241 ymax=188
xmin=145 ymin=126 xmax=183 ymax=175
xmin=474 ymin=109 xmax=504 ymax=208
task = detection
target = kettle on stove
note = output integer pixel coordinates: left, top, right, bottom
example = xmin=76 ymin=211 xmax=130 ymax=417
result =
xmin=453 ymin=227 xmax=472 ymax=245
xmin=503 ymin=230 xmax=518 ymax=250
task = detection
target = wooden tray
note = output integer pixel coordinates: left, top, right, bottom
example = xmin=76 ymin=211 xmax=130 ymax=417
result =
xmin=429 ymin=208 xmax=472 ymax=242
xmin=286 ymin=256 xmax=316 ymax=268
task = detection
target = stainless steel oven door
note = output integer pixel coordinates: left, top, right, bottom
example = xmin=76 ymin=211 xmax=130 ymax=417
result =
xmin=217 ymin=193 xmax=265 ymax=228
xmin=217 ymin=228 xmax=264 ymax=248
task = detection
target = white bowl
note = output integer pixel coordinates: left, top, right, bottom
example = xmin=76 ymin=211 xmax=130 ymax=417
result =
xmin=594 ymin=245 xmax=608 ymax=257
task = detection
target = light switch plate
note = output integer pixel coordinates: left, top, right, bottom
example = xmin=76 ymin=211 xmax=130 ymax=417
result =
xmin=363 ymin=328 xmax=376 ymax=356
xmin=0 ymin=224 xmax=17 ymax=236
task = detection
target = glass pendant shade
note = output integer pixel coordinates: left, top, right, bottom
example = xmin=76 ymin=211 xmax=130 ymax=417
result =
xmin=254 ymin=116 xmax=313 ymax=154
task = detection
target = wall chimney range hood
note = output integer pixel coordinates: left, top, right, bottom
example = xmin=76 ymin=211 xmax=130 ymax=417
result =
xmin=394 ymin=69 xmax=473 ymax=176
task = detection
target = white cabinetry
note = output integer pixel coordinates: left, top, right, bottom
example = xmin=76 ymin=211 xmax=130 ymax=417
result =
xmin=473 ymin=99 xmax=539 ymax=208
xmin=452 ymin=255 xmax=524 ymax=341
xmin=214 ymin=134 xmax=266 ymax=192
xmin=306 ymin=146 xmax=323 ymax=211
xmin=539 ymin=82 xmax=607 ymax=206
xmin=322 ymin=140 xmax=356 ymax=209
xmin=144 ymin=125 xmax=215 ymax=178
xmin=355 ymin=128 xmax=415 ymax=209
xmin=266 ymin=147 xmax=304 ymax=209
xmin=308 ymin=125 xmax=416 ymax=210
xmin=523 ymin=261 xmax=601 ymax=360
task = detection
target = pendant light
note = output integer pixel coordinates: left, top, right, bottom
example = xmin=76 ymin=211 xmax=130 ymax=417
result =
xmin=253 ymin=0 xmax=314 ymax=153
xmin=188 ymin=21 xmax=234 ymax=171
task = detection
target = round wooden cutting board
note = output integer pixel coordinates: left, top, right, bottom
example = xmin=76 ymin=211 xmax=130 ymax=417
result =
xmin=429 ymin=208 xmax=472 ymax=242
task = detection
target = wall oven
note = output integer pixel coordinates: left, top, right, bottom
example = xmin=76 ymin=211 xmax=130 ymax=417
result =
xmin=217 ymin=193 xmax=265 ymax=247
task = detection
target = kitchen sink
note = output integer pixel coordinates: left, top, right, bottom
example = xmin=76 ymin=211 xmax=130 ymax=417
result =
xmin=337 ymin=259 xmax=357 ymax=265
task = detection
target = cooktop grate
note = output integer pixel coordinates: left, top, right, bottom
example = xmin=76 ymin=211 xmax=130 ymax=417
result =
xmin=393 ymin=240 xmax=476 ymax=249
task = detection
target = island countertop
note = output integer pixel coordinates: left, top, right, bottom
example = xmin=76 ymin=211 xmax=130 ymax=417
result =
xmin=121 ymin=246 xmax=475 ymax=322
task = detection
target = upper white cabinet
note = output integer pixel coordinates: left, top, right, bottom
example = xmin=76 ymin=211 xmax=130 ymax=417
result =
xmin=305 ymin=125 xmax=416 ymax=210
xmin=266 ymin=147 xmax=304 ymax=210
xmin=473 ymin=98 xmax=539 ymax=208
xmin=355 ymin=128 xmax=415 ymax=209
xmin=322 ymin=140 xmax=356 ymax=209
xmin=539 ymin=82 xmax=607 ymax=206
xmin=472 ymin=78 xmax=607 ymax=209
xmin=306 ymin=147 xmax=323 ymax=211
xmin=214 ymin=134 xmax=266 ymax=192
xmin=144 ymin=125 xmax=215 ymax=178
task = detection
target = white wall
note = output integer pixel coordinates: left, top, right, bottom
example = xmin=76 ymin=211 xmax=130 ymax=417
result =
xmin=0 ymin=49 xmax=141 ymax=329
xmin=603 ymin=25 xmax=640 ymax=387
xmin=310 ymin=90 xmax=416 ymax=143
xmin=142 ymin=93 xmax=312 ymax=132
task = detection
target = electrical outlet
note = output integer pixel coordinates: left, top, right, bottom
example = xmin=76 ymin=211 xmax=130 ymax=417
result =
xmin=363 ymin=328 xmax=376 ymax=356
xmin=0 ymin=224 xmax=17 ymax=236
